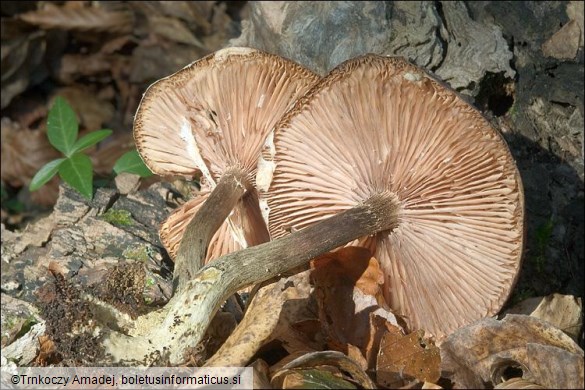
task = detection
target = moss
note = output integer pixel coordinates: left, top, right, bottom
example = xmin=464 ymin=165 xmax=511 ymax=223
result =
xmin=14 ymin=316 xmax=38 ymax=339
xmin=123 ymin=245 xmax=150 ymax=262
xmin=101 ymin=209 xmax=133 ymax=226
xmin=3 ymin=314 xmax=36 ymax=336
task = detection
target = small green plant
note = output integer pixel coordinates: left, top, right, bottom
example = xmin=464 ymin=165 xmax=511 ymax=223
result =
xmin=113 ymin=149 xmax=153 ymax=178
xmin=29 ymin=97 xmax=152 ymax=200
xmin=1 ymin=183 xmax=24 ymax=213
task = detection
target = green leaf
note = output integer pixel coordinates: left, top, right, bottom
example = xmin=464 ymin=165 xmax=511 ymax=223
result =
xmin=29 ymin=158 xmax=66 ymax=191
xmin=47 ymin=97 xmax=79 ymax=156
xmin=114 ymin=149 xmax=153 ymax=177
xmin=283 ymin=369 xmax=357 ymax=389
xmin=58 ymin=154 xmax=93 ymax=200
xmin=70 ymin=129 xmax=113 ymax=154
xmin=4 ymin=198 xmax=25 ymax=213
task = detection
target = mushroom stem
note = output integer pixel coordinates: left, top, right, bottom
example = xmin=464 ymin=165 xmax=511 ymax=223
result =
xmin=173 ymin=167 xmax=250 ymax=292
xmin=104 ymin=191 xmax=400 ymax=364
xmin=226 ymin=191 xmax=401 ymax=289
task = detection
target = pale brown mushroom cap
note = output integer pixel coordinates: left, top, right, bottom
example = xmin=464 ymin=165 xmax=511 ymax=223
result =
xmin=266 ymin=55 xmax=524 ymax=338
xmin=134 ymin=47 xmax=320 ymax=183
xmin=135 ymin=47 xmax=319 ymax=261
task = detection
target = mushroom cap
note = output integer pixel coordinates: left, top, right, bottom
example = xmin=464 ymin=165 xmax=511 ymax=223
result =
xmin=266 ymin=55 xmax=524 ymax=338
xmin=160 ymin=188 xmax=269 ymax=263
xmin=133 ymin=47 xmax=320 ymax=184
xmin=135 ymin=47 xmax=319 ymax=261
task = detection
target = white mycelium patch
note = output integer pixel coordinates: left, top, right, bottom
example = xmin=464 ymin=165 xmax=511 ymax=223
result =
xmin=180 ymin=117 xmax=216 ymax=187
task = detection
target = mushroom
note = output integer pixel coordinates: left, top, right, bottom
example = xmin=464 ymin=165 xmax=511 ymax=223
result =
xmin=133 ymin=47 xmax=319 ymax=290
xmin=264 ymin=54 xmax=525 ymax=338
xmin=105 ymin=54 xmax=523 ymax=363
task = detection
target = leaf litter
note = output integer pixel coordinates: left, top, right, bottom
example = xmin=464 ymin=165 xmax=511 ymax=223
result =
xmin=1 ymin=0 xmax=239 ymax=224
xmin=0 ymin=3 xmax=583 ymax=389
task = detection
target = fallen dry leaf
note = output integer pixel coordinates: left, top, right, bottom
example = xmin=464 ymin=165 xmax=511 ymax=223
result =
xmin=5 ymin=94 xmax=48 ymax=129
xmin=311 ymin=246 xmax=384 ymax=297
xmin=204 ymin=311 xmax=238 ymax=359
xmin=34 ymin=335 xmax=60 ymax=366
xmin=421 ymin=381 xmax=444 ymax=389
xmin=310 ymin=247 xmax=402 ymax=366
xmin=204 ymin=271 xmax=314 ymax=367
xmin=440 ymin=314 xmax=584 ymax=389
xmin=362 ymin=312 xmax=402 ymax=370
xmin=0 ymin=118 xmax=60 ymax=188
xmin=28 ymin=180 xmax=60 ymax=207
xmin=1 ymin=29 xmax=48 ymax=109
xmin=376 ymin=329 xmax=441 ymax=388
xmin=271 ymin=350 xmax=376 ymax=389
xmin=250 ymin=359 xmax=272 ymax=390
xmin=494 ymin=377 xmax=546 ymax=389
xmin=541 ymin=19 xmax=581 ymax=60
xmin=19 ymin=2 xmax=133 ymax=34
xmin=99 ymin=35 xmax=138 ymax=55
xmin=202 ymin=2 xmax=242 ymax=52
xmin=310 ymin=247 xmax=382 ymax=351
xmin=506 ymin=293 xmax=583 ymax=341
xmin=280 ymin=369 xmax=357 ymax=389
xmin=346 ymin=343 xmax=368 ymax=371
xmin=54 ymin=53 xmax=115 ymax=84
xmin=147 ymin=15 xmax=205 ymax=47
xmin=51 ymin=87 xmax=115 ymax=132
xmin=157 ymin=1 xmax=215 ymax=35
